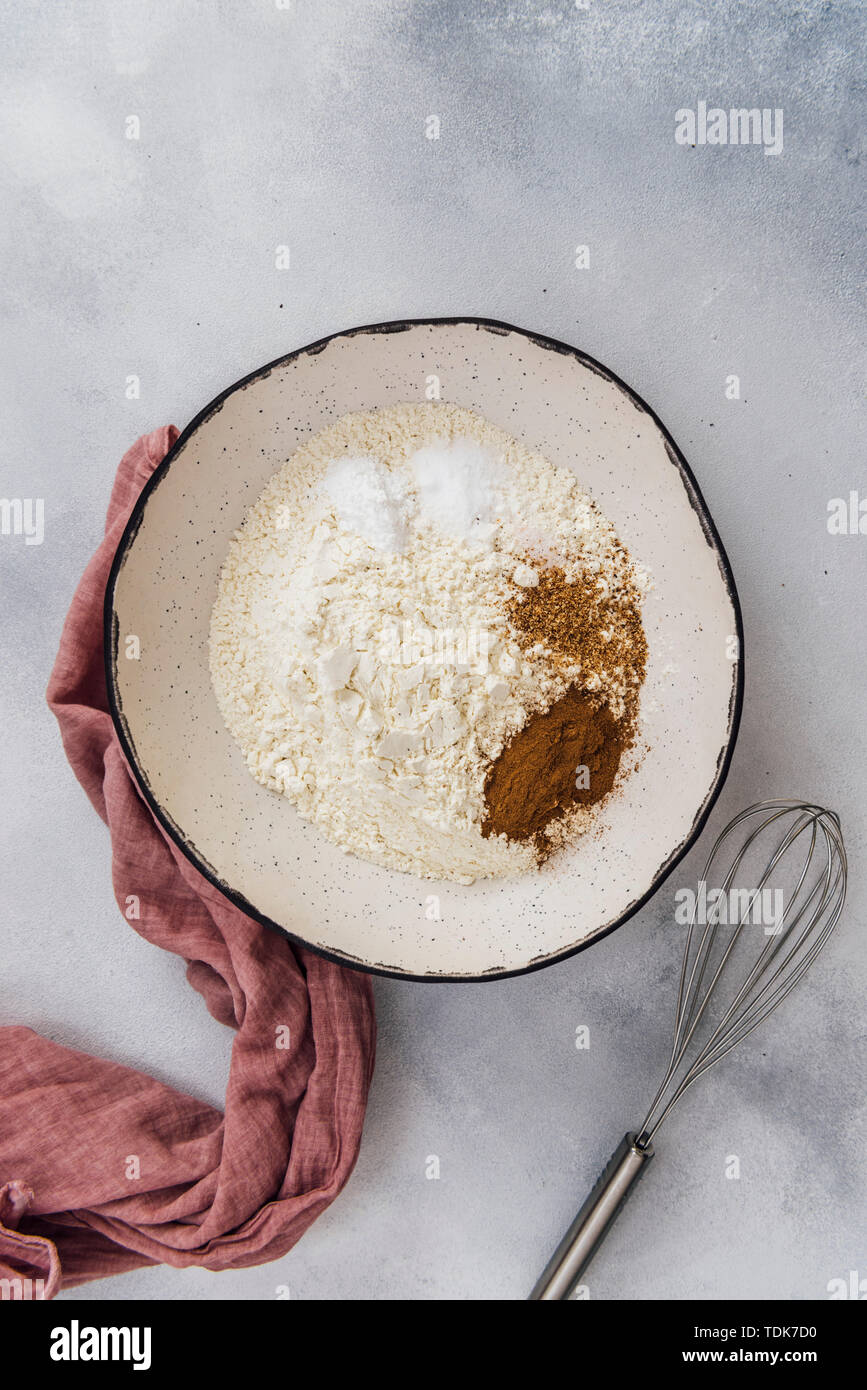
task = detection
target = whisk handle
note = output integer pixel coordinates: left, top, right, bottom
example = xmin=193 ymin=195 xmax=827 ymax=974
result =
xmin=529 ymin=1133 xmax=654 ymax=1300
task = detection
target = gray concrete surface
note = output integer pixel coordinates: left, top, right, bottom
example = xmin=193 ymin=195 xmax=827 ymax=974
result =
xmin=1 ymin=0 xmax=864 ymax=1300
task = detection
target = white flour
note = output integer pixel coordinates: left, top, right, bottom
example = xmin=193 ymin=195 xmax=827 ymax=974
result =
xmin=209 ymin=402 xmax=640 ymax=882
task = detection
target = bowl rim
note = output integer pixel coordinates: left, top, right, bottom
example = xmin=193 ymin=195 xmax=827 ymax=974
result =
xmin=104 ymin=315 xmax=745 ymax=982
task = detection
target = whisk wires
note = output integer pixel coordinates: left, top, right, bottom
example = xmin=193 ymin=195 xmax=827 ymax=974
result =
xmin=636 ymin=800 xmax=846 ymax=1149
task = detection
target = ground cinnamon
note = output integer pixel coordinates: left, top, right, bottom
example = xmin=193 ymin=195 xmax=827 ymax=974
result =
xmin=482 ymin=685 xmax=624 ymax=843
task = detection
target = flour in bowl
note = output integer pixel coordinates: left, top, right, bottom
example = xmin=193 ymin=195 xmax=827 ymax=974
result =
xmin=209 ymin=403 xmax=647 ymax=883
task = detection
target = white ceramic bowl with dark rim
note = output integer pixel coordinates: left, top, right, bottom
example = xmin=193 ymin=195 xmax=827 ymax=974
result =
xmin=105 ymin=318 xmax=744 ymax=981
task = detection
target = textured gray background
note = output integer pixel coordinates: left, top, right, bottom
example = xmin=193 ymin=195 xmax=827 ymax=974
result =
xmin=1 ymin=0 xmax=864 ymax=1301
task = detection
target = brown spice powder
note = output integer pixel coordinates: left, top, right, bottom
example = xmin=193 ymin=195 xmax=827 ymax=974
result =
xmin=482 ymin=558 xmax=647 ymax=852
xmin=482 ymin=685 xmax=623 ymax=843
xmin=508 ymin=563 xmax=647 ymax=694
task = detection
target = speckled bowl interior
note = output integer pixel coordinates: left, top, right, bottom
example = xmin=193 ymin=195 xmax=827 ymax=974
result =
xmin=106 ymin=319 xmax=743 ymax=980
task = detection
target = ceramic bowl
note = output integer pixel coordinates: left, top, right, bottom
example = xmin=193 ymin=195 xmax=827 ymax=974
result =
xmin=105 ymin=318 xmax=743 ymax=980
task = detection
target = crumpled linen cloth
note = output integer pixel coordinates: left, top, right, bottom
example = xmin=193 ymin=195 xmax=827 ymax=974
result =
xmin=0 ymin=427 xmax=376 ymax=1297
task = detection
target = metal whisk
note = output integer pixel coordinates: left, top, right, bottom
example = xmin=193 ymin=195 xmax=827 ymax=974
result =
xmin=530 ymin=799 xmax=847 ymax=1300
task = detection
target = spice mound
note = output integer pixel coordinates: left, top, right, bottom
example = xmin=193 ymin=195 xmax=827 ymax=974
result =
xmin=209 ymin=402 xmax=649 ymax=883
xmin=483 ymin=687 xmax=623 ymax=847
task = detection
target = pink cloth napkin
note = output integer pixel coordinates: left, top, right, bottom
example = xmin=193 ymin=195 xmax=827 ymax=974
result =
xmin=0 ymin=427 xmax=376 ymax=1297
